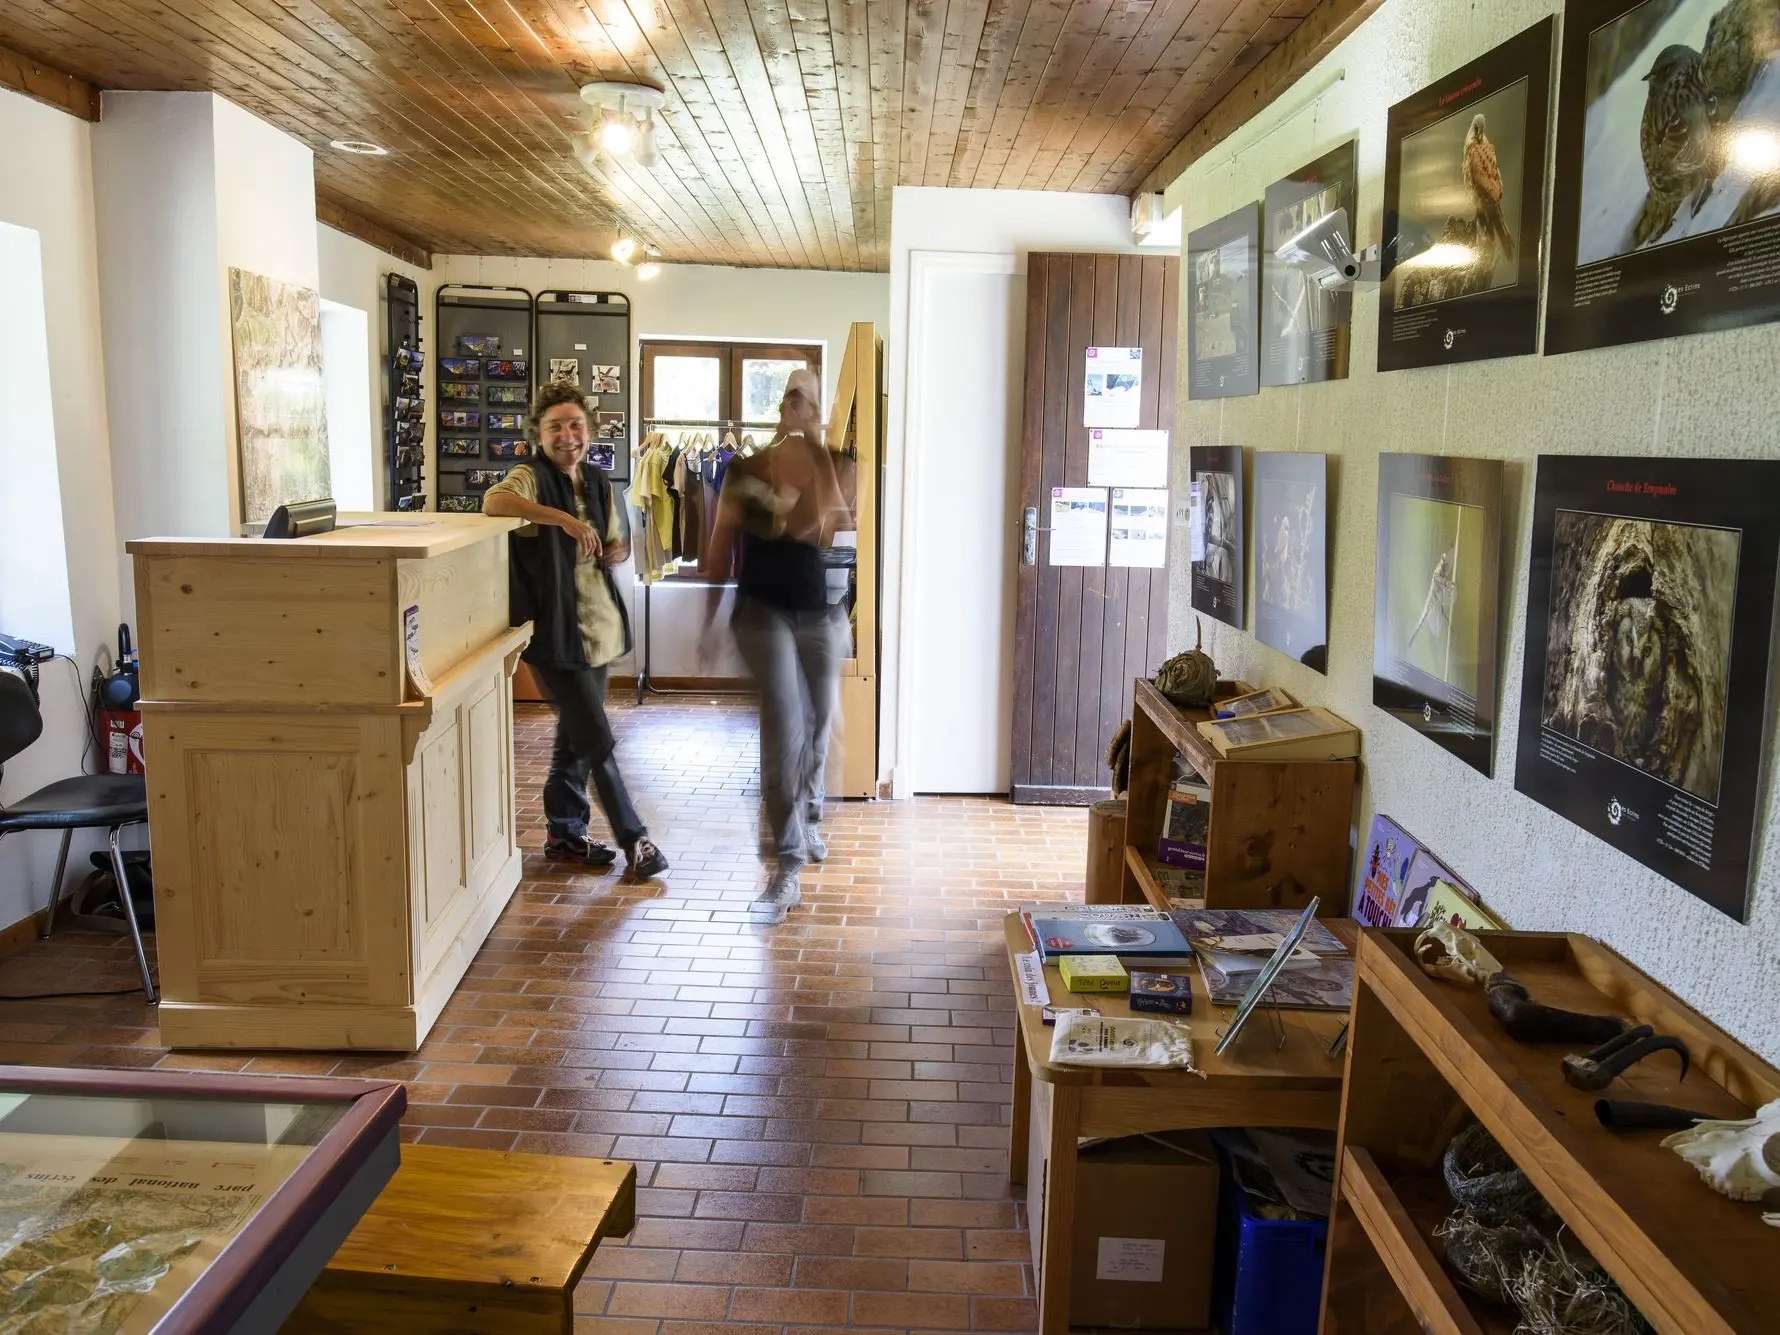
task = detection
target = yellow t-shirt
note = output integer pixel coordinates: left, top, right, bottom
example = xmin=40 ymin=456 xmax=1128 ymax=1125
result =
xmin=483 ymin=466 xmax=627 ymax=668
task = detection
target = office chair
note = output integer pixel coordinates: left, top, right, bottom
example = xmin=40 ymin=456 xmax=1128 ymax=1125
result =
xmin=0 ymin=669 xmax=156 ymax=1001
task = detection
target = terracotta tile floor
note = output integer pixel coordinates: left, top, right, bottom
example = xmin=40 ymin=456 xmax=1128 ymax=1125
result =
xmin=0 ymin=694 xmax=1092 ymax=1334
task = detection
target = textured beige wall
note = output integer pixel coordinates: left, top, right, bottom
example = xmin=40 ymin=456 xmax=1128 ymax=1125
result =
xmin=1163 ymin=0 xmax=1780 ymax=1063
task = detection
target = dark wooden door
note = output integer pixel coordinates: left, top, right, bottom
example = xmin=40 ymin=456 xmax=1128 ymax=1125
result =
xmin=1011 ymin=253 xmax=1178 ymax=805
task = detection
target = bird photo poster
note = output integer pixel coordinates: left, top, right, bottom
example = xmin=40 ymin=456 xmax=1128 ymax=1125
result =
xmin=1373 ymin=454 xmax=1505 ymax=775
xmin=1189 ymin=445 xmax=1245 ymax=627
xmin=1261 ymin=141 xmax=1358 ymax=387
xmin=1547 ymin=0 xmax=1780 ymax=353
xmin=1379 ymin=18 xmax=1555 ymax=370
xmin=1253 ymin=452 xmax=1329 ymax=670
xmin=1187 ymin=203 xmax=1262 ymax=399
xmin=1515 ymin=456 xmax=1780 ymax=922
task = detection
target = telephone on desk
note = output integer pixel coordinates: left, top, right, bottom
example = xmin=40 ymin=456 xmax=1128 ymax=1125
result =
xmin=0 ymin=632 xmax=54 ymax=697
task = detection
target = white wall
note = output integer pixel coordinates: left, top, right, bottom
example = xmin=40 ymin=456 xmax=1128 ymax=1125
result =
xmin=435 ymin=253 xmax=889 ymax=679
xmin=0 ymin=87 xmax=125 ymax=934
xmin=316 ymin=222 xmax=434 ymax=512
xmin=883 ymin=187 xmax=1141 ymax=795
xmin=1163 ymin=0 xmax=1780 ymax=1063
xmin=320 ymin=299 xmax=374 ymax=511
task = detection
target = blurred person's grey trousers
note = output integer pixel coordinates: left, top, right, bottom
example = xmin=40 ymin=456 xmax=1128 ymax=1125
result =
xmin=734 ymin=597 xmax=845 ymax=867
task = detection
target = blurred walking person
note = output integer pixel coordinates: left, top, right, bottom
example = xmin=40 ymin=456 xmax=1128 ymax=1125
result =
xmin=705 ymin=369 xmax=851 ymax=922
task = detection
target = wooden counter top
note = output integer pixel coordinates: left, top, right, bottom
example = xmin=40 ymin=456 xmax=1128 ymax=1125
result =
xmin=126 ymin=513 xmax=522 ymax=561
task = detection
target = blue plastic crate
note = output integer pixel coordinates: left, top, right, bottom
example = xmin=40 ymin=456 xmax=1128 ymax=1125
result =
xmin=1212 ymin=1166 xmax=1328 ymax=1335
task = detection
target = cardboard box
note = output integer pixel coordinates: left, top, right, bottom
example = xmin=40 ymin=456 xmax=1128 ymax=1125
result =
xmin=1026 ymin=1083 xmax=1219 ymax=1329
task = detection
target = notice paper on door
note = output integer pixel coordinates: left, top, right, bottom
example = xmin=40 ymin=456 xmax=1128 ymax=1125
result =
xmin=1087 ymin=429 xmax=1169 ymax=488
xmin=1110 ymin=488 xmax=1168 ymax=568
xmin=1083 ymin=347 xmax=1143 ymax=428
xmin=1096 ymin=1237 xmax=1166 ymax=1282
xmin=1049 ymin=487 xmax=1108 ymax=566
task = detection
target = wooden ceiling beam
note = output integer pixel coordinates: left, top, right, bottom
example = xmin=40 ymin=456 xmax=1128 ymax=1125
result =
xmin=1128 ymin=0 xmax=1385 ymax=199
xmin=316 ymin=194 xmax=432 ymax=269
xmin=0 ymin=38 xmax=99 ymax=120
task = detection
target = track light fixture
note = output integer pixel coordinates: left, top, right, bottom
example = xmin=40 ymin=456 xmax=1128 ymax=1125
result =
xmin=636 ymin=262 xmax=661 ymax=281
xmin=611 ymin=237 xmax=638 ymax=264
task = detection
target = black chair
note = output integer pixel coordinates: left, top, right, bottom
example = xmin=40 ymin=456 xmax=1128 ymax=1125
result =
xmin=0 ymin=669 xmax=156 ymax=1001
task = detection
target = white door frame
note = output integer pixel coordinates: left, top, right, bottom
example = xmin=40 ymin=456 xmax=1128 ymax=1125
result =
xmin=893 ymin=249 xmax=1022 ymax=799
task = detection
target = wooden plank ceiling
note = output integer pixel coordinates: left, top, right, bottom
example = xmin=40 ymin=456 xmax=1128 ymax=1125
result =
xmin=0 ymin=0 xmax=1329 ymax=271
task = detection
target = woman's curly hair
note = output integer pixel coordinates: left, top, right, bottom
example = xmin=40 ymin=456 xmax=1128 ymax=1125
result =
xmin=526 ymin=380 xmax=591 ymax=441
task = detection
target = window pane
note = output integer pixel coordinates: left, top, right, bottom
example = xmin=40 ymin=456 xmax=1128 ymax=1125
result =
xmin=652 ymin=355 xmax=721 ymax=420
xmin=741 ymin=358 xmax=810 ymax=423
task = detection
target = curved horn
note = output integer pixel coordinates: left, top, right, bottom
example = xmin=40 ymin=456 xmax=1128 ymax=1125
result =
xmin=1564 ymin=1034 xmax=1691 ymax=1092
xmin=1486 ymin=973 xmax=1627 ymax=1046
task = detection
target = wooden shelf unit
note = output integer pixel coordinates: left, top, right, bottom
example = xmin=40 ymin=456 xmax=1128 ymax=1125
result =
xmin=1120 ymin=677 xmax=1358 ymax=913
xmin=1322 ymin=929 xmax=1780 ymax=1335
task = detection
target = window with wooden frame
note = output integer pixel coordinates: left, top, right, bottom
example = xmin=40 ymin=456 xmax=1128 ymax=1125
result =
xmin=639 ymin=340 xmax=823 ymax=428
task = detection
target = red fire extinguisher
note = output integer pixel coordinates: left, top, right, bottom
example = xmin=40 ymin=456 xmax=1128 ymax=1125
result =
xmin=95 ymin=623 xmax=143 ymax=775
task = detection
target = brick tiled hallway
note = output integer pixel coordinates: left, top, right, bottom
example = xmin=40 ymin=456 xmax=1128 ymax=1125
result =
xmin=0 ymin=694 xmax=1092 ymax=1334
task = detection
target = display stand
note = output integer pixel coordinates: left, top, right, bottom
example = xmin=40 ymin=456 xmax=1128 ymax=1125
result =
xmin=534 ymin=290 xmax=631 ymax=482
xmin=384 ymin=274 xmax=424 ymax=511
xmin=1120 ymin=677 xmax=1357 ymax=913
xmin=433 ymin=285 xmax=533 ymax=513
xmin=1322 ymin=929 xmax=1780 ymax=1335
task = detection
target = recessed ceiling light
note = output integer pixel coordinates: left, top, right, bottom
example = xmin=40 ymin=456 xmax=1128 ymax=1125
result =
xmin=329 ymin=139 xmax=388 ymax=156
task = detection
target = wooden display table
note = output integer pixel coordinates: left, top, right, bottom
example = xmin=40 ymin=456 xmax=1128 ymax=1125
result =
xmin=1002 ymin=914 xmax=1349 ymax=1335
xmin=283 ymin=1144 xmax=636 ymax=1334
xmin=1121 ymin=678 xmax=1357 ymax=913
xmin=128 ymin=514 xmax=530 ymax=1051
xmin=1323 ymin=930 xmax=1780 ymax=1335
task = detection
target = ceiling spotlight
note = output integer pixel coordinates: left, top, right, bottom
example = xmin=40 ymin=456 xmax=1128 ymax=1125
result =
xmin=611 ymin=237 xmax=638 ymax=264
xmin=329 ymin=139 xmax=387 ymax=156
xmin=636 ymin=262 xmax=662 ymax=281
xmin=597 ymin=116 xmax=634 ymax=155
xmin=577 ymin=81 xmax=667 ymax=170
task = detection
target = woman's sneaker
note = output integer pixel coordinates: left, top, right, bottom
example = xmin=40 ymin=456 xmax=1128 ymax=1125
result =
xmin=544 ymin=835 xmax=618 ymax=868
xmin=626 ymin=837 xmax=670 ymax=880
xmin=753 ymin=866 xmax=802 ymax=923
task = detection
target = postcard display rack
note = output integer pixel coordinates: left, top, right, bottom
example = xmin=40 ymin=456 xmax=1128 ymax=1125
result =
xmin=534 ymin=290 xmax=631 ymax=484
xmin=1321 ymin=929 xmax=1779 ymax=1335
xmin=384 ymin=274 xmax=425 ymax=511
xmin=433 ymin=285 xmax=534 ymax=513
xmin=1120 ymin=677 xmax=1358 ymax=913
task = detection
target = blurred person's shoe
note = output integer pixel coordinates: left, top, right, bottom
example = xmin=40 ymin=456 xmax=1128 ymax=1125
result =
xmin=626 ymin=838 xmax=669 ymax=880
xmin=544 ymin=835 xmax=618 ymax=868
xmin=753 ymin=866 xmax=802 ymax=923
xmin=806 ymin=829 xmax=828 ymax=863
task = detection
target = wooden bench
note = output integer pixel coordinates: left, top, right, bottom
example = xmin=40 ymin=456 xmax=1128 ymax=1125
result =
xmin=283 ymin=1144 xmax=636 ymax=1334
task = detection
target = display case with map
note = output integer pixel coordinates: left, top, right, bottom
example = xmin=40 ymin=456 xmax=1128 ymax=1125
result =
xmin=0 ymin=1066 xmax=404 ymax=1334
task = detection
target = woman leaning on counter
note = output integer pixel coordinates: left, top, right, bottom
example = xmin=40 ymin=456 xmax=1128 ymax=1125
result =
xmin=482 ymin=381 xmax=669 ymax=880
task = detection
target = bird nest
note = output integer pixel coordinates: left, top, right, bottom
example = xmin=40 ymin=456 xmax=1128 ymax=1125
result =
xmin=1437 ymin=1124 xmax=1650 ymax=1335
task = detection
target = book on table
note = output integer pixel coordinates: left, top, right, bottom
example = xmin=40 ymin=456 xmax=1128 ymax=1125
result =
xmin=1029 ymin=915 xmax=1192 ymax=962
xmin=1169 ymin=907 xmax=1354 ymax=1011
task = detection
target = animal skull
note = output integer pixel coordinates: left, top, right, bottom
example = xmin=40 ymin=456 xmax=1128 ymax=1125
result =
xmin=1414 ymin=919 xmax=1502 ymax=987
xmin=1660 ymin=1097 xmax=1780 ymax=1204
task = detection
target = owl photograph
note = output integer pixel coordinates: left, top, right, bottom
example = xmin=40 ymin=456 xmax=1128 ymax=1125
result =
xmin=1540 ymin=511 xmax=1737 ymax=801
xmin=1391 ymin=82 xmax=1531 ymax=311
xmin=1576 ymin=0 xmax=1780 ymax=266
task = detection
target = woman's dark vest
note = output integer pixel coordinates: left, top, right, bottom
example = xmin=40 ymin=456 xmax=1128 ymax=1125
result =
xmin=506 ymin=458 xmax=634 ymax=670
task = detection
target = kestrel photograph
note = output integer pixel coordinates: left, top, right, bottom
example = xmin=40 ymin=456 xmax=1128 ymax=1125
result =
xmin=1576 ymin=0 xmax=1780 ymax=266
xmin=1393 ymin=82 xmax=1531 ymax=311
xmin=1515 ymin=455 xmax=1780 ymax=923
xmin=1379 ymin=19 xmax=1554 ymax=369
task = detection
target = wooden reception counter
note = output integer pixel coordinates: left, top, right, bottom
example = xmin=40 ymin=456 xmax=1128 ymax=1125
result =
xmin=127 ymin=514 xmax=530 ymax=1052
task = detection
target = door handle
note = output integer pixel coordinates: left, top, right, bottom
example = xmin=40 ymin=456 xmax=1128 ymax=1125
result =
xmin=1022 ymin=507 xmax=1038 ymax=565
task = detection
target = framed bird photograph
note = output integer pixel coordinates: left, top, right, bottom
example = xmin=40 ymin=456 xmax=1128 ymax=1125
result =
xmin=1514 ymin=455 xmax=1780 ymax=922
xmin=1189 ymin=444 xmax=1245 ymax=628
xmin=1187 ymin=204 xmax=1262 ymax=399
xmin=1253 ymin=451 xmax=1329 ymax=670
xmin=1379 ymin=18 xmax=1556 ymax=370
xmin=1372 ymin=454 xmax=1505 ymax=776
xmin=1261 ymin=141 xmax=1358 ymax=387
xmin=1548 ymin=0 xmax=1780 ymax=353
